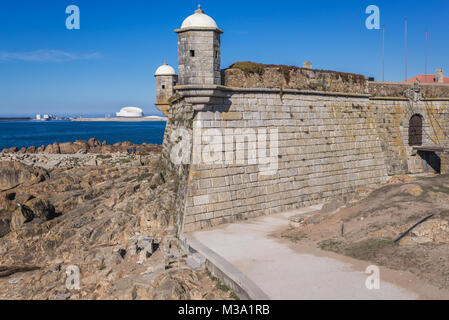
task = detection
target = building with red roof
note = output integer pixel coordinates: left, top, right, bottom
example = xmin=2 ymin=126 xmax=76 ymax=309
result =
xmin=406 ymin=69 xmax=449 ymax=84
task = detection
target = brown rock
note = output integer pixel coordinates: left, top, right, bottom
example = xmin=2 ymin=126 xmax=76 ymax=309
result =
xmin=26 ymin=146 xmax=36 ymax=153
xmin=0 ymin=210 xmax=11 ymax=237
xmin=2 ymin=147 xmax=18 ymax=153
xmin=36 ymin=145 xmax=45 ymax=153
xmin=44 ymin=143 xmax=61 ymax=154
xmin=100 ymin=145 xmax=114 ymax=154
xmin=10 ymin=204 xmax=34 ymax=231
xmin=15 ymin=193 xmax=35 ymax=205
xmin=404 ymin=184 xmax=424 ymax=197
xmin=387 ymin=175 xmax=417 ymax=185
xmin=0 ymin=192 xmax=16 ymax=212
xmin=150 ymin=173 xmax=164 ymax=186
xmin=74 ymin=140 xmax=89 ymax=148
xmin=70 ymin=140 xmax=89 ymax=154
xmin=59 ymin=142 xmax=77 ymax=154
xmin=321 ymin=198 xmax=346 ymax=215
xmin=0 ymin=161 xmax=48 ymax=191
xmin=25 ymin=198 xmax=56 ymax=221
xmin=88 ymin=138 xmax=101 ymax=148
xmin=400 ymin=219 xmax=449 ymax=245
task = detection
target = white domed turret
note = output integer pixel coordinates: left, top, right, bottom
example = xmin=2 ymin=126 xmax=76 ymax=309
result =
xmin=181 ymin=5 xmax=218 ymax=29
xmin=155 ymin=62 xmax=177 ymax=76
xmin=175 ymin=5 xmax=223 ymax=85
xmin=154 ymin=62 xmax=178 ymax=117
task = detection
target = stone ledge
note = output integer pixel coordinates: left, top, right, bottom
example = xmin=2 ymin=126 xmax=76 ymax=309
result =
xmin=175 ymin=26 xmax=224 ymax=34
xmin=179 ymin=234 xmax=270 ymax=300
xmin=371 ymin=81 xmax=449 ymax=87
xmin=369 ymin=96 xmax=409 ymax=101
xmin=174 ymin=84 xmax=372 ymax=98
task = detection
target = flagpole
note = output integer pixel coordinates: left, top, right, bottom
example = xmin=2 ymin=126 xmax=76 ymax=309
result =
xmin=425 ymin=30 xmax=428 ymax=75
xmin=382 ymin=25 xmax=385 ymax=82
xmin=405 ymin=18 xmax=408 ymax=81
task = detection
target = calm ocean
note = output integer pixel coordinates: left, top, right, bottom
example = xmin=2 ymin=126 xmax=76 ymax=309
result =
xmin=0 ymin=121 xmax=166 ymax=151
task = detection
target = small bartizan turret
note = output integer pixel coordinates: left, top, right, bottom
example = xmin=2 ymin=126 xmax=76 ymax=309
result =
xmin=154 ymin=62 xmax=178 ymax=116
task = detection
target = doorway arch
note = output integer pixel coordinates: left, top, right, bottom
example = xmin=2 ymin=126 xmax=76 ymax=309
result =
xmin=409 ymin=114 xmax=423 ymax=146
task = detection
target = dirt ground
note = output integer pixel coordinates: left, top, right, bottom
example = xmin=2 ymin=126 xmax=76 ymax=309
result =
xmin=281 ymin=174 xmax=449 ymax=291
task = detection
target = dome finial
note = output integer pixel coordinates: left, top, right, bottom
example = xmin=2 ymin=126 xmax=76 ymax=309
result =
xmin=195 ymin=4 xmax=204 ymax=14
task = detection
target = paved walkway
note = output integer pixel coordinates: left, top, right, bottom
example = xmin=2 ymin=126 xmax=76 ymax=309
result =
xmin=191 ymin=205 xmax=424 ymax=300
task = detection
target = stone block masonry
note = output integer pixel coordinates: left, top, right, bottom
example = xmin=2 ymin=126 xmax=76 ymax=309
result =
xmin=371 ymin=98 xmax=449 ymax=175
xmin=161 ymin=87 xmax=387 ymax=232
xmin=183 ymin=95 xmax=388 ymax=232
xmin=161 ymin=84 xmax=449 ymax=233
xmin=177 ymin=29 xmax=222 ymax=86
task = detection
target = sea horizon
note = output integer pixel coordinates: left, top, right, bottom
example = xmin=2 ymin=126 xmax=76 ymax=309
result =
xmin=0 ymin=120 xmax=166 ymax=151
xmin=0 ymin=112 xmax=165 ymax=119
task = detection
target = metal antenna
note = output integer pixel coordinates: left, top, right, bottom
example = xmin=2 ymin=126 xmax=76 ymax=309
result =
xmin=382 ymin=25 xmax=385 ymax=82
xmin=425 ymin=30 xmax=428 ymax=75
xmin=405 ymin=18 xmax=408 ymax=81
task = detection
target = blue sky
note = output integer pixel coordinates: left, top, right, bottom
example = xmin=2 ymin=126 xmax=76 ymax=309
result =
xmin=0 ymin=0 xmax=448 ymax=117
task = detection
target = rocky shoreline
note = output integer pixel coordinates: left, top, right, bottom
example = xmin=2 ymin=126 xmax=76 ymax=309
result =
xmin=1 ymin=138 xmax=162 ymax=155
xmin=0 ymin=141 xmax=234 ymax=300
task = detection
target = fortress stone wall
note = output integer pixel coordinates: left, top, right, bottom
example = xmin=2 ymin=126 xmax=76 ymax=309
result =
xmin=156 ymin=6 xmax=449 ymax=233
xmin=160 ymin=84 xmax=449 ymax=233
xmin=372 ymin=97 xmax=449 ymax=175
xmin=222 ymin=62 xmax=449 ymax=98
xmin=222 ymin=62 xmax=368 ymax=94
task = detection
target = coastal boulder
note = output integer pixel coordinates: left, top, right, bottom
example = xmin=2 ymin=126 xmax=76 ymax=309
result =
xmin=59 ymin=142 xmax=77 ymax=154
xmin=88 ymin=138 xmax=101 ymax=148
xmin=36 ymin=145 xmax=46 ymax=153
xmin=74 ymin=140 xmax=89 ymax=152
xmin=44 ymin=143 xmax=60 ymax=154
xmin=25 ymin=198 xmax=56 ymax=221
xmin=0 ymin=161 xmax=48 ymax=191
xmin=0 ymin=192 xmax=16 ymax=212
xmin=10 ymin=204 xmax=34 ymax=231
xmin=1 ymin=147 xmax=18 ymax=153
xmin=100 ymin=145 xmax=114 ymax=154
xmin=122 ymin=142 xmax=133 ymax=147
xmin=26 ymin=146 xmax=36 ymax=153
xmin=0 ymin=210 xmax=12 ymax=237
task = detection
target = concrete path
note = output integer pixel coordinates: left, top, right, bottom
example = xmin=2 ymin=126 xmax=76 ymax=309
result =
xmin=191 ymin=205 xmax=427 ymax=300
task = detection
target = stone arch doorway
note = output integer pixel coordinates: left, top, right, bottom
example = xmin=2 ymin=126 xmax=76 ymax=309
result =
xmin=409 ymin=114 xmax=423 ymax=146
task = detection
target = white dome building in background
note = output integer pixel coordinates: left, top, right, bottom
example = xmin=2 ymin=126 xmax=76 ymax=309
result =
xmin=116 ymin=106 xmax=144 ymax=118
